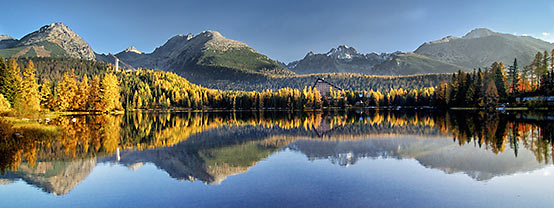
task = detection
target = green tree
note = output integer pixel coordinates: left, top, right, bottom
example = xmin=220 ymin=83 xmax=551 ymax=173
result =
xmin=507 ymin=58 xmax=519 ymax=95
xmin=492 ymin=62 xmax=507 ymax=102
xmin=484 ymin=79 xmax=499 ymax=109
xmin=0 ymin=58 xmax=21 ymax=105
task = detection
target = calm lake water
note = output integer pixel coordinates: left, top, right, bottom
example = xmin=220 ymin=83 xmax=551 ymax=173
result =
xmin=1 ymin=110 xmax=554 ymax=207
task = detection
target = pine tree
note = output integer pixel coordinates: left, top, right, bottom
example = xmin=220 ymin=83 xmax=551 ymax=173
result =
xmin=465 ymin=72 xmax=476 ymax=106
xmin=484 ymin=79 xmax=499 ymax=109
xmin=507 ymin=58 xmax=519 ymax=95
xmin=492 ymin=62 xmax=507 ymax=102
xmin=474 ymin=68 xmax=485 ymax=107
xmin=0 ymin=58 xmax=21 ymax=105
xmin=532 ymin=52 xmax=544 ymax=88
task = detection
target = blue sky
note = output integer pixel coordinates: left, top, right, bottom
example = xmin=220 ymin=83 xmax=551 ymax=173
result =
xmin=1 ymin=0 xmax=554 ymax=62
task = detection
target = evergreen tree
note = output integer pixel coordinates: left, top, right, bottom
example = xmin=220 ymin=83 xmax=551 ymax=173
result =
xmin=532 ymin=52 xmax=544 ymax=88
xmin=507 ymin=58 xmax=519 ymax=95
xmin=484 ymin=79 xmax=499 ymax=109
xmin=492 ymin=62 xmax=507 ymax=102
xmin=474 ymin=68 xmax=485 ymax=107
xmin=0 ymin=58 xmax=22 ymax=105
xmin=465 ymin=72 xmax=476 ymax=106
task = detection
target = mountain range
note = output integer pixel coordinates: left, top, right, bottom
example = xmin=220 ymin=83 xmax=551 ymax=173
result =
xmin=1 ymin=22 xmax=553 ymax=80
xmin=287 ymin=28 xmax=554 ymax=75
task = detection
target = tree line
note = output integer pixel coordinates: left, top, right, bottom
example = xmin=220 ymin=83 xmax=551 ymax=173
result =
xmin=0 ymin=58 xmax=121 ymax=115
xmin=436 ymin=49 xmax=554 ymax=108
xmin=4 ymin=50 xmax=554 ymax=115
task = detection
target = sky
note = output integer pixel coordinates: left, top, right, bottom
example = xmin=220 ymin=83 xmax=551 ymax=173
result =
xmin=1 ymin=0 xmax=554 ymax=63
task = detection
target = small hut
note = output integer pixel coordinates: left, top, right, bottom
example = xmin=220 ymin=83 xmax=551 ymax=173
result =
xmin=312 ymin=78 xmax=342 ymax=97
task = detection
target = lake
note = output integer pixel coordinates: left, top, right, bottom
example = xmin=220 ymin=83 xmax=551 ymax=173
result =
xmin=1 ymin=110 xmax=554 ymax=208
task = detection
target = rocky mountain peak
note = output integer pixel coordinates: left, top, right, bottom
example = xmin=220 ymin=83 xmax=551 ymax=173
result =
xmin=192 ymin=30 xmax=248 ymax=51
xmin=123 ymin=46 xmax=142 ymax=54
xmin=17 ymin=22 xmax=96 ymax=60
xmin=463 ymin=28 xmax=496 ymax=39
xmin=0 ymin=35 xmax=15 ymax=41
xmin=326 ymin=45 xmax=361 ymax=60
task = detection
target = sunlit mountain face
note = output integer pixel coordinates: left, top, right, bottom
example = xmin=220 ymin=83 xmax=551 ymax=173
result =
xmin=1 ymin=110 xmax=554 ymax=207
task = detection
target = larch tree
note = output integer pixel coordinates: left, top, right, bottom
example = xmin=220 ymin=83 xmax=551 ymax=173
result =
xmin=0 ymin=94 xmax=11 ymax=113
xmin=73 ymin=75 xmax=89 ymax=110
xmin=39 ymin=80 xmax=52 ymax=110
xmin=89 ymin=75 xmax=102 ymax=110
xmin=54 ymin=71 xmax=78 ymax=111
xmin=16 ymin=60 xmax=41 ymax=114
xmin=100 ymin=73 xmax=122 ymax=112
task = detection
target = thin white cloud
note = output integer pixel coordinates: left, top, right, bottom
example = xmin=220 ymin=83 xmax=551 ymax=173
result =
xmin=542 ymin=32 xmax=551 ymax=37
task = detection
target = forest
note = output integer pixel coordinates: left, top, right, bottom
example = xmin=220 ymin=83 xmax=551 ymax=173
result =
xmin=436 ymin=49 xmax=554 ymax=108
xmin=0 ymin=57 xmax=440 ymax=114
xmin=1 ymin=49 xmax=554 ymax=115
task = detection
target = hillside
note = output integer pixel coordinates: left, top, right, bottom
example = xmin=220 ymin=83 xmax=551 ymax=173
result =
xmin=371 ymin=53 xmax=462 ymax=75
xmin=109 ymin=31 xmax=294 ymax=82
xmin=415 ymin=28 xmax=554 ymax=68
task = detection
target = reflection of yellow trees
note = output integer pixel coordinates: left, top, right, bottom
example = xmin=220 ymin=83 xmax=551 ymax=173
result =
xmin=0 ymin=120 xmax=59 ymax=174
xmin=3 ymin=111 xmax=554 ymax=174
xmin=100 ymin=115 xmax=122 ymax=153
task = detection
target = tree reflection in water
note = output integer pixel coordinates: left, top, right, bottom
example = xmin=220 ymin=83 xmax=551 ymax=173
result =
xmin=0 ymin=110 xmax=553 ymax=194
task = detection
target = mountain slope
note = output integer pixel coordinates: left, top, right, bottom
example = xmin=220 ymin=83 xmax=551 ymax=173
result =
xmin=288 ymin=45 xmax=391 ymax=74
xmin=110 ymin=31 xmax=293 ymax=82
xmin=372 ymin=53 xmax=462 ymax=75
xmin=0 ymin=23 xmax=95 ymax=60
xmin=288 ymin=45 xmax=462 ymax=75
xmin=415 ymin=28 xmax=554 ymax=68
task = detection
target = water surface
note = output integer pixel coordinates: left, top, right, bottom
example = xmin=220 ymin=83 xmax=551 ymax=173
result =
xmin=1 ymin=110 xmax=553 ymax=207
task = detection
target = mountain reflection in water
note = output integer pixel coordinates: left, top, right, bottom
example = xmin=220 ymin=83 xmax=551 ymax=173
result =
xmin=1 ymin=110 xmax=553 ymax=195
